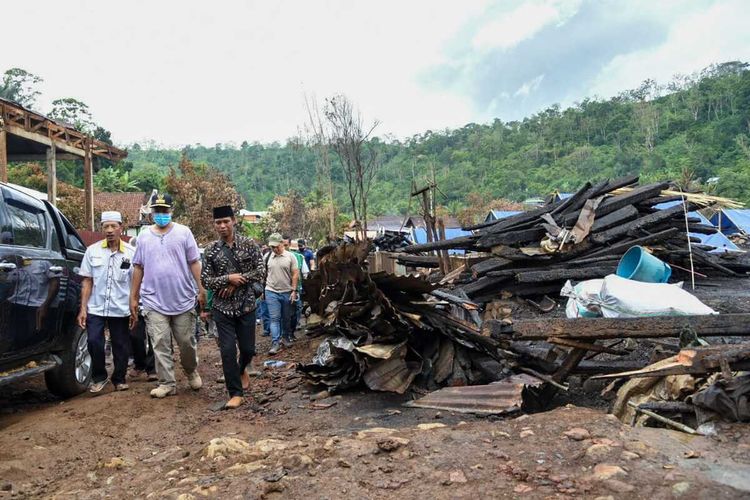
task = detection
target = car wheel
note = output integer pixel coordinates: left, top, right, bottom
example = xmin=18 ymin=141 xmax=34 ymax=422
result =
xmin=45 ymin=326 xmax=91 ymax=397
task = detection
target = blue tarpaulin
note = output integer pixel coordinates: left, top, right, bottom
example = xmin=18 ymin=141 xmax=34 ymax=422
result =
xmin=710 ymin=209 xmax=750 ymax=235
xmin=653 ymin=202 xmax=740 ymax=253
xmin=413 ymin=227 xmax=473 ymax=255
xmin=653 ymin=200 xmax=713 ymax=225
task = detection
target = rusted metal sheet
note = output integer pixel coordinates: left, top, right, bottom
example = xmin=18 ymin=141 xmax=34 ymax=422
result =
xmin=404 ymin=374 xmax=544 ymax=415
xmin=363 ymin=355 xmax=422 ymax=394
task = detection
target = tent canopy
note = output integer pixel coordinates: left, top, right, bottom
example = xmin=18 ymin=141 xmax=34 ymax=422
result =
xmin=710 ymin=209 xmax=750 ymax=235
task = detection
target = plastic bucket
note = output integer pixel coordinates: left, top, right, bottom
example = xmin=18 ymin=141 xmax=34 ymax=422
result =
xmin=616 ymin=246 xmax=672 ymax=283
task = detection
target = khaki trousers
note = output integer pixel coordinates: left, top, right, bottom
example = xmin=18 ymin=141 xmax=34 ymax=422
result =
xmin=143 ymin=309 xmax=198 ymax=388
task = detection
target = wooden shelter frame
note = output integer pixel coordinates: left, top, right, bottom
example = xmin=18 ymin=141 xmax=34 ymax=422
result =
xmin=0 ymin=97 xmax=127 ymax=230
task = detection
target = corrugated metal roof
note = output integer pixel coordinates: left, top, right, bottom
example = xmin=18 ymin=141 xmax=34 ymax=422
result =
xmin=404 ymin=373 xmax=543 ymax=414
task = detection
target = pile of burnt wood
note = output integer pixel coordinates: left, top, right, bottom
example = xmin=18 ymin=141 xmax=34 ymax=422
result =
xmin=299 ymin=243 xmax=512 ymax=394
xmin=397 ymin=176 xmax=750 ymax=303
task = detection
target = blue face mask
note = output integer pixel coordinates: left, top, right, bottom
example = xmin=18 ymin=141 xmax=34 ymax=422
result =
xmin=153 ymin=213 xmax=172 ymax=227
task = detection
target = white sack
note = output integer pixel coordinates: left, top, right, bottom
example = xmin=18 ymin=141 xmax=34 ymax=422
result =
xmin=561 ymin=274 xmax=717 ymax=318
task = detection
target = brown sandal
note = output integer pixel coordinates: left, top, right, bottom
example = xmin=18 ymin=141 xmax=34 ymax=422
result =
xmin=224 ymin=396 xmax=244 ymax=409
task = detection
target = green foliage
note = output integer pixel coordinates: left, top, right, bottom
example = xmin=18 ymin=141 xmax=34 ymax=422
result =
xmin=0 ymin=68 xmax=43 ymax=108
xmin=93 ymin=167 xmax=140 ymax=192
xmin=115 ymin=61 xmax=750 ymax=213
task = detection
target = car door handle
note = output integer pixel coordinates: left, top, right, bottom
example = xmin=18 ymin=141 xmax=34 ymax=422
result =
xmin=49 ymin=266 xmax=64 ymax=273
xmin=0 ymin=262 xmax=17 ymax=271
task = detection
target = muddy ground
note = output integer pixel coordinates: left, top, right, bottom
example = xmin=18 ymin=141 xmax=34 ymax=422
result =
xmin=1 ymin=330 xmax=750 ymax=499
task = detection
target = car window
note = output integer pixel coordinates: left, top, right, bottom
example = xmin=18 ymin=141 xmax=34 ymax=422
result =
xmin=2 ymin=200 xmax=47 ymax=248
xmin=60 ymin=214 xmax=86 ymax=252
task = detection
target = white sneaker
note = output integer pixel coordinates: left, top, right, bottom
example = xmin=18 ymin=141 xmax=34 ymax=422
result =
xmin=150 ymin=385 xmax=176 ymax=398
xmin=188 ymin=371 xmax=202 ymax=390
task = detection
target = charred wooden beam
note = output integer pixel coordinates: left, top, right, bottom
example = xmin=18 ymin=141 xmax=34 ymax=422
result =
xmin=471 ymin=257 xmax=513 ymax=278
xmin=400 ymin=235 xmax=477 ymax=254
xmin=590 ymin=204 xmax=686 ymax=245
xmin=590 ymin=205 xmax=640 ymax=233
xmin=514 ymin=265 xmax=615 ymax=284
xmin=461 ymin=275 xmax=510 ymax=297
xmin=394 ymin=254 xmax=440 ymax=267
xmin=477 ymin=227 xmax=546 ymax=249
xmin=585 ymin=228 xmax=679 ymax=259
xmin=550 ymin=181 xmax=594 ymax=216
xmin=487 ymin=313 xmax=750 ymax=341
xmin=562 ymin=181 xmax=670 ymax=226
xmin=595 ymin=174 xmax=640 ymax=196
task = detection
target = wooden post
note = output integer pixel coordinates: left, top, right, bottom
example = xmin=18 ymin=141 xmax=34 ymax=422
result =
xmin=437 ymin=217 xmax=450 ymax=273
xmin=0 ymin=126 xmax=7 ymax=183
xmin=83 ymin=139 xmax=94 ymax=230
xmin=46 ymin=147 xmax=56 ymax=205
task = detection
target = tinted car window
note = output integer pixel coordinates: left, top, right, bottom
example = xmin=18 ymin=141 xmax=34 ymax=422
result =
xmin=3 ymin=200 xmax=47 ymax=248
xmin=60 ymin=214 xmax=86 ymax=252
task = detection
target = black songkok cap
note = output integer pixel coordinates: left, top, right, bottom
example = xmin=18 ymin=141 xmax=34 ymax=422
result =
xmin=212 ymin=205 xmax=234 ymax=219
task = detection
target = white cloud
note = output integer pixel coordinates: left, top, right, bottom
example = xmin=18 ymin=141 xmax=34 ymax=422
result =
xmin=514 ymin=74 xmax=545 ymax=97
xmin=471 ymin=0 xmax=581 ymax=51
xmin=590 ymin=0 xmax=750 ymax=97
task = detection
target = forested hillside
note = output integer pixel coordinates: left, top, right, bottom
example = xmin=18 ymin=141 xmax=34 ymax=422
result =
xmin=119 ymin=62 xmax=750 ymax=215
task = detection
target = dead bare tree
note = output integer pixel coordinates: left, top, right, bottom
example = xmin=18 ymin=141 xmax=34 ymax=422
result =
xmin=324 ymin=94 xmax=380 ymax=240
xmin=304 ymin=95 xmax=337 ymax=240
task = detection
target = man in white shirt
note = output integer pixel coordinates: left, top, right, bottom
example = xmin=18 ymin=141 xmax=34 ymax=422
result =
xmin=78 ymin=211 xmax=135 ymax=393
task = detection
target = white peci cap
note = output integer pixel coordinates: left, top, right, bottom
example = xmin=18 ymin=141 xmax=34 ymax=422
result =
xmin=101 ymin=211 xmax=123 ymax=223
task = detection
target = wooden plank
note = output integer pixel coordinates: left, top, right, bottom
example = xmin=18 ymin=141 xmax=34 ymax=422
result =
xmin=471 ymin=257 xmax=513 ymax=278
xmin=400 ymin=235 xmax=477 ymax=254
xmin=46 ymin=146 xmax=56 ymax=205
xmin=461 ymin=275 xmax=509 ymax=297
xmin=548 ymin=337 xmax=628 ymax=355
xmin=514 ymin=265 xmax=615 ymax=284
xmin=7 ymin=153 xmax=79 ymax=161
xmin=477 ymin=227 xmax=546 ymax=248
xmin=590 ymin=204 xmax=686 ymax=244
xmin=590 ymin=205 xmax=639 ymax=233
xmin=583 ymin=227 xmax=679 ymax=259
xmin=5 ymin=124 xmax=86 ymax=157
xmin=84 ymin=140 xmax=94 ymax=231
xmin=562 ymin=181 xmax=670 ymax=226
xmin=489 ymin=313 xmax=750 ymax=341
xmin=393 ymin=254 xmax=440 ymax=267
xmin=553 ymin=348 xmax=588 ymax=382
xmin=550 ymin=181 xmax=594 ymax=216
xmin=0 ymin=127 xmax=7 ymax=183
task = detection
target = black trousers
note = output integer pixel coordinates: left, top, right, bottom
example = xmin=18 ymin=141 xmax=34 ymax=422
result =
xmin=130 ymin=314 xmax=155 ymax=374
xmin=214 ymin=309 xmax=256 ymax=397
xmin=87 ymin=315 xmax=129 ymax=385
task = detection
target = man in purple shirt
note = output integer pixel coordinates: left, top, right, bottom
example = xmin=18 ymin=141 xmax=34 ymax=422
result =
xmin=130 ymin=193 xmax=206 ymax=398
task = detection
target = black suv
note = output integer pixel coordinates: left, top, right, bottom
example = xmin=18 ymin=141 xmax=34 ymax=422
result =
xmin=0 ymin=183 xmax=90 ymax=397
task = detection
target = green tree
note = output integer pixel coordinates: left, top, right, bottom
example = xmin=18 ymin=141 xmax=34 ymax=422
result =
xmin=0 ymin=68 xmax=43 ymax=108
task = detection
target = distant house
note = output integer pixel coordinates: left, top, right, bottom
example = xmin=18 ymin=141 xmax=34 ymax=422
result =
xmin=95 ymin=192 xmax=150 ymax=237
xmin=367 ymin=215 xmax=413 ymax=233
xmin=484 ymin=209 xmax=523 ymax=224
xmin=238 ymin=209 xmax=268 ymax=224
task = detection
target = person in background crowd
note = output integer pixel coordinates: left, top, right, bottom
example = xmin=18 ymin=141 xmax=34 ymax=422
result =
xmin=78 ymin=211 xmax=135 ymax=393
xmin=200 ymin=288 xmax=218 ymax=338
xmin=264 ymin=233 xmax=298 ymax=355
xmin=130 ymin=193 xmax=205 ymax=398
xmin=258 ymin=244 xmax=271 ymax=337
xmin=201 ymin=206 xmax=265 ymax=409
xmin=288 ymin=240 xmax=309 ymax=335
xmin=127 ymin=233 xmax=157 ymax=382
xmin=298 ymin=239 xmax=315 ymax=271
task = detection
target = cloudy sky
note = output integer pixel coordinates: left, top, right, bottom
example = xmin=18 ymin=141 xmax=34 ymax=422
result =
xmin=3 ymin=0 xmax=749 ymax=147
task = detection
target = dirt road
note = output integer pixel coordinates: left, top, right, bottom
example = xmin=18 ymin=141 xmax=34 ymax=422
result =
xmin=1 ymin=332 xmax=749 ymax=499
